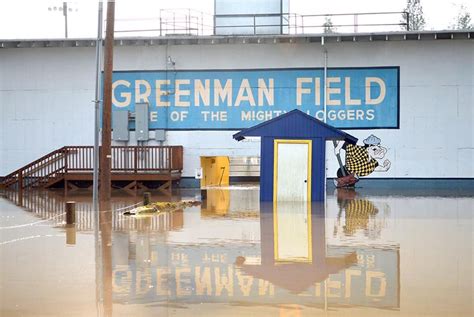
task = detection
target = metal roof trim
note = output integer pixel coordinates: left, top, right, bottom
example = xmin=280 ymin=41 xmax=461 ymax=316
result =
xmin=1 ymin=30 xmax=472 ymax=48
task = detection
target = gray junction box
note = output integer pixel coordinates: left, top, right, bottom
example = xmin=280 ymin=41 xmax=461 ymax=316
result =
xmin=112 ymin=111 xmax=129 ymax=141
xmin=135 ymin=103 xmax=149 ymax=141
xmin=155 ymin=129 xmax=166 ymax=141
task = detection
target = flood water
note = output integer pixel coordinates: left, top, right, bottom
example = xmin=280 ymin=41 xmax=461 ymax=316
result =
xmin=0 ymin=186 xmax=472 ymax=317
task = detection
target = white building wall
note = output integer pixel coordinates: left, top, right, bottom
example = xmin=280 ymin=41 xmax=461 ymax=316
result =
xmin=1 ymin=39 xmax=472 ymax=178
xmin=0 ymin=47 xmax=96 ymax=174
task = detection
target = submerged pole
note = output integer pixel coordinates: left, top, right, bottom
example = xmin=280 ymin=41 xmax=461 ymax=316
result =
xmin=99 ymin=0 xmax=115 ymax=208
xmin=93 ymin=1 xmax=103 ymax=215
xmin=100 ymin=2 xmax=115 ymax=316
xmin=65 ymin=201 xmax=76 ymax=225
xmin=65 ymin=201 xmax=76 ymax=246
xmin=93 ymin=2 xmax=104 ymax=316
xmin=143 ymin=192 xmax=151 ymax=205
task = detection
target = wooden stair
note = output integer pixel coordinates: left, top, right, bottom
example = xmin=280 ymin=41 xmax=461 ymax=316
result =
xmin=1 ymin=147 xmax=68 ymax=191
xmin=1 ymin=146 xmax=184 ymax=196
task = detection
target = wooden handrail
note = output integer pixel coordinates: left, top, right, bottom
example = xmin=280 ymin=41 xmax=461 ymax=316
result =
xmin=25 ymin=167 xmax=66 ymax=188
xmin=1 ymin=145 xmax=184 ymax=189
xmin=22 ymin=151 xmax=66 ymax=177
xmin=3 ymin=147 xmax=66 ymax=180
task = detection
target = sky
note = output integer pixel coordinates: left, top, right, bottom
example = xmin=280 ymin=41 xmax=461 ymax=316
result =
xmin=0 ymin=0 xmax=472 ymax=39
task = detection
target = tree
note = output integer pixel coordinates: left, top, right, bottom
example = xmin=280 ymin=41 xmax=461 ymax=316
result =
xmin=451 ymin=5 xmax=473 ymax=30
xmin=323 ymin=17 xmax=336 ymax=34
xmin=401 ymin=0 xmax=426 ymax=31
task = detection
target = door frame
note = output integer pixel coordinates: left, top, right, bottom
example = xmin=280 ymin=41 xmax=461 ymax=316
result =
xmin=273 ymin=139 xmax=312 ymax=202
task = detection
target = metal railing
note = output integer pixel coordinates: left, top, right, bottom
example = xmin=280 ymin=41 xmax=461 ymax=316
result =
xmin=290 ymin=11 xmax=410 ymax=34
xmin=115 ymin=9 xmax=214 ymax=37
xmin=113 ymin=10 xmax=409 ymax=37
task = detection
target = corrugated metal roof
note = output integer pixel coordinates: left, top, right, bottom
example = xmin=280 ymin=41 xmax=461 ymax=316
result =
xmin=233 ymin=109 xmax=358 ymax=144
xmin=1 ymin=30 xmax=472 ymax=49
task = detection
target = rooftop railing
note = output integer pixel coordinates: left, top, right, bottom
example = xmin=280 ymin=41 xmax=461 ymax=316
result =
xmin=113 ymin=10 xmax=410 ymax=37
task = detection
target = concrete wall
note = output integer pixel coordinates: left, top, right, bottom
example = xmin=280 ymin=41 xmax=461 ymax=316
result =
xmin=1 ymin=39 xmax=472 ymax=178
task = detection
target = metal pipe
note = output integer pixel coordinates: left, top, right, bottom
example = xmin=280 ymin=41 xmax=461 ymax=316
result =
xmin=93 ymin=0 xmax=103 ymax=218
xmin=63 ymin=2 xmax=68 ymax=38
xmin=280 ymin=0 xmax=283 ymax=35
xmin=93 ymin=2 xmax=103 ymax=316
xmin=322 ymin=39 xmax=328 ymax=200
xmin=323 ymin=47 xmax=328 ymax=124
xmin=406 ymin=12 xmax=410 ymax=31
xmin=354 ymin=14 xmax=358 ymax=33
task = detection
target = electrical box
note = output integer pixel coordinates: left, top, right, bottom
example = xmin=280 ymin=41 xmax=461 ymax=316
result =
xmin=195 ymin=168 xmax=203 ymax=179
xmin=112 ymin=111 xmax=129 ymax=141
xmin=135 ymin=103 xmax=149 ymax=141
xmin=155 ymin=129 xmax=166 ymax=141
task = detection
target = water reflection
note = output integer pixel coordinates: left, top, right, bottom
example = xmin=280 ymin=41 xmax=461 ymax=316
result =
xmin=1 ymin=189 xmax=184 ymax=232
xmin=238 ymin=202 xmax=358 ymax=296
xmin=201 ymin=186 xmax=259 ymax=218
xmin=334 ymin=188 xmax=389 ymax=240
xmin=65 ymin=224 xmax=76 ymax=245
xmin=2 ymin=188 xmax=399 ymax=310
xmin=108 ymin=191 xmax=399 ymax=310
xmin=2 ymin=186 xmax=472 ymax=316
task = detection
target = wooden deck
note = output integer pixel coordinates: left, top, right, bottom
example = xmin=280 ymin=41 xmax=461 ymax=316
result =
xmin=1 ymin=146 xmax=183 ymax=200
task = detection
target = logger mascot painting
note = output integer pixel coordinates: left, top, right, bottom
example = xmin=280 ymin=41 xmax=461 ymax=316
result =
xmin=334 ymin=134 xmax=391 ymax=187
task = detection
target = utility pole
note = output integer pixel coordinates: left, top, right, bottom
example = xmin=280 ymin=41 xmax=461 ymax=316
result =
xmin=100 ymin=0 xmax=115 ymax=210
xmin=99 ymin=2 xmax=115 ymax=316
xmin=48 ymin=2 xmax=77 ymax=39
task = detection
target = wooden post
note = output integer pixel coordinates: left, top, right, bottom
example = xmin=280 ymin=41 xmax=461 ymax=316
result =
xmin=66 ymin=201 xmax=76 ymax=225
xmin=99 ymin=5 xmax=115 ymax=314
xmin=168 ymin=147 xmax=171 ymax=172
xmin=64 ymin=147 xmax=68 ymax=173
xmin=99 ymin=0 xmax=115 ymax=208
xmin=18 ymin=170 xmax=23 ymax=206
xmin=134 ymin=147 xmax=138 ymax=173
xmin=143 ymin=191 xmax=151 ymax=205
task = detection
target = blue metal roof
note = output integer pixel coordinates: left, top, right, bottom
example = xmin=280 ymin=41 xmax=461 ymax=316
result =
xmin=233 ymin=109 xmax=357 ymax=143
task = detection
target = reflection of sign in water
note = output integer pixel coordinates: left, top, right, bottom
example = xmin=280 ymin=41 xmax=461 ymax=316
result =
xmin=112 ymin=245 xmax=399 ymax=308
xmin=111 ymin=67 xmax=399 ymax=130
xmin=326 ymin=247 xmax=399 ymax=308
xmin=113 ymin=200 xmax=399 ymax=309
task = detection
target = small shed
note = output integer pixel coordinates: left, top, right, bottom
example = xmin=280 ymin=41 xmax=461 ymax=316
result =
xmin=233 ymin=109 xmax=357 ymax=201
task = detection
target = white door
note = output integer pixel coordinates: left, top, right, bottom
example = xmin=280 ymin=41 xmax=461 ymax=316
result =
xmin=274 ymin=140 xmax=312 ymax=202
